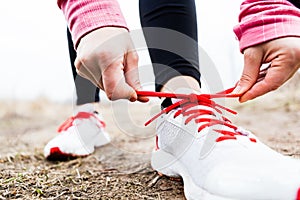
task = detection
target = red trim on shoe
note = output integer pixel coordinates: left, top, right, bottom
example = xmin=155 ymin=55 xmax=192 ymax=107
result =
xmin=48 ymin=112 xmax=106 ymax=161
xmin=57 ymin=112 xmax=106 ymax=132
xmin=47 ymin=147 xmax=88 ymax=161
xmin=155 ymin=135 xmax=159 ymax=150
xmin=296 ymin=187 xmax=300 ymax=200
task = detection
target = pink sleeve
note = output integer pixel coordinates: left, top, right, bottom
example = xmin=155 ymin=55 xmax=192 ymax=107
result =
xmin=233 ymin=0 xmax=300 ymax=52
xmin=58 ymin=0 xmax=128 ymax=49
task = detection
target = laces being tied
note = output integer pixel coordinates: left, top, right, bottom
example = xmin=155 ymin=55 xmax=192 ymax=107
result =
xmin=136 ymin=87 xmax=256 ymax=143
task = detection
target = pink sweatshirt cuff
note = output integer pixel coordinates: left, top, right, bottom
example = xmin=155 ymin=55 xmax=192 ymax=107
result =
xmin=58 ymin=0 xmax=128 ymax=49
xmin=234 ymin=0 xmax=300 ymax=52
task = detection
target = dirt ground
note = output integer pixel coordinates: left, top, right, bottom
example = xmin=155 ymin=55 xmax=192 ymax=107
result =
xmin=0 ymin=74 xmax=300 ymax=200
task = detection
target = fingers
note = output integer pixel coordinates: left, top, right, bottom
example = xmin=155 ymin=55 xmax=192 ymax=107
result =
xmin=232 ymin=48 xmax=264 ymax=97
xmin=101 ymin=59 xmax=138 ymax=101
xmin=124 ymin=50 xmax=149 ymax=103
xmin=238 ymin=65 xmax=285 ymax=102
xmin=73 ymin=27 xmax=148 ymax=102
xmin=239 ymin=60 xmax=298 ymax=102
xmin=75 ymin=51 xmax=147 ymax=102
xmin=256 ymin=65 xmax=270 ymax=83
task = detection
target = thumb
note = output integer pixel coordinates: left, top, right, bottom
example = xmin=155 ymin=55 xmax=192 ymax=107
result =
xmin=102 ymin=60 xmax=137 ymax=101
xmin=232 ymin=48 xmax=263 ymax=95
xmin=124 ymin=50 xmax=149 ymax=102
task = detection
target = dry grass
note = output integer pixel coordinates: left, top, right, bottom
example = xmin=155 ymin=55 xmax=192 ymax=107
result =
xmin=0 ymin=74 xmax=299 ymax=199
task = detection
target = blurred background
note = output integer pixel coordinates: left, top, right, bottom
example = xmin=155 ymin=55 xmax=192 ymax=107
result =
xmin=0 ymin=0 xmax=244 ymax=103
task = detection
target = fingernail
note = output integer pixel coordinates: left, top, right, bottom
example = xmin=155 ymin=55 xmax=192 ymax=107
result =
xmin=129 ymin=96 xmax=136 ymax=102
xmin=239 ymin=97 xmax=246 ymax=103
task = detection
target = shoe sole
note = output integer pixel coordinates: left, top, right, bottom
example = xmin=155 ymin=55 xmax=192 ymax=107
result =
xmin=47 ymin=147 xmax=88 ymax=161
xmin=46 ymin=130 xmax=111 ymax=161
xmin=151 ymin=149 xmax=235 ymax=200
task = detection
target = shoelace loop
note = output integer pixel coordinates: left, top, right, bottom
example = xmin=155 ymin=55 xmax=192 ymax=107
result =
xmin=137 ymin=87 xmax=256 ymax=143
xmin=57 ymin=112 xmax=105 ymax=132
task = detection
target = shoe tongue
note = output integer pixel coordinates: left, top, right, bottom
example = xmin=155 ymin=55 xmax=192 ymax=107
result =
xmin=170 ymin=88 xmax=227 ymax=123
xmin=74 ymin=103 xmax=95 ymax=115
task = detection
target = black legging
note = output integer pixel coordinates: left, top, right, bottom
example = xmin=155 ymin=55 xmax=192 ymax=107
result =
xmin=67 ymin=30 xmax=100 ymax=105
xmin=139 ymin=0 xmax=200 ymax=92
xmin=289 ymin=0 xmax=300 ymax=8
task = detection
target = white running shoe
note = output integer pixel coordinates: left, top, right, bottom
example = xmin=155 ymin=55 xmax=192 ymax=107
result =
xmin=138 ymin=89 xmax=300 ymax=200
xmin=44 ymin=109 xmax=110 ymax=161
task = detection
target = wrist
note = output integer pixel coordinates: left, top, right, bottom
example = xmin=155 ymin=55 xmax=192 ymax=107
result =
xmin=77 ymin=27 xmax=129 ymax=53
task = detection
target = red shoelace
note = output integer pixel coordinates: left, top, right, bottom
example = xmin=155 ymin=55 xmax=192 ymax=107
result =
xmin=137 ymin=87 xmax=256 ymax=143
xmin=57 ymin=112 xmax=106 ymax=133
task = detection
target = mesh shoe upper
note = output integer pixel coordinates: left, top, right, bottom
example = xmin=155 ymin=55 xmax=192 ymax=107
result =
xmin=137 ymin=88 xmax=300 ymax=200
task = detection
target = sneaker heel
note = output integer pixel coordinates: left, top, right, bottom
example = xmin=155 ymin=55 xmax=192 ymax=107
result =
xmin=151 ymin=149 xmax=181 ymax=178
xmin=157 ymin=171 xmax=182 ymax=182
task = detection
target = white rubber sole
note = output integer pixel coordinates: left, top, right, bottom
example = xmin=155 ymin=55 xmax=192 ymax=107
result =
xmin=151 ymin=149 xmax=236 ymax=200
xmin=45 ymin=129 xmax=111 ymax=160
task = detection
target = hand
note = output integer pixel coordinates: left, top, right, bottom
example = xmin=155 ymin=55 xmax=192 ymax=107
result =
xmin=233 ymin=37 xmax=300 ymax=102
xmin=75 ymin=27 xmax=148 ymax=102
